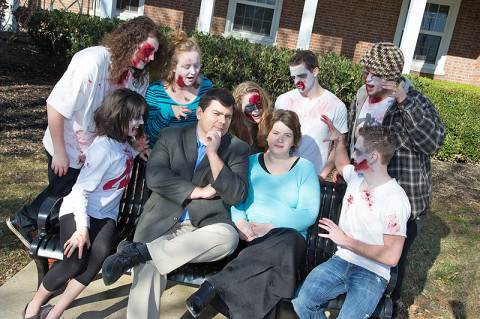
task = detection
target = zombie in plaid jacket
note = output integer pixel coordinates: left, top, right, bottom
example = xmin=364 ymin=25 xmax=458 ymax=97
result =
xmin=347 ymin=76 xmax=446 ymax=219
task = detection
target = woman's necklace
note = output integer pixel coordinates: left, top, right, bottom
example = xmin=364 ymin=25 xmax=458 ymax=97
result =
xmin=174 ymin=84 xmax=192 ymax=102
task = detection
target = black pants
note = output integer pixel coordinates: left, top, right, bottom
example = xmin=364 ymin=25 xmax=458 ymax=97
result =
xmin=42 ymin=214 xmax=116 ymax=291
xmin=15 ymin=150 xmax=81 ymax=231
xmin=391 ymin=211 xmax=426 ymax=303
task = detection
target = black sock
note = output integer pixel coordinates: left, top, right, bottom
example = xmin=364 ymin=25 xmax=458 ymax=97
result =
xmin=136 ymin=243 xmax=152 ymax=261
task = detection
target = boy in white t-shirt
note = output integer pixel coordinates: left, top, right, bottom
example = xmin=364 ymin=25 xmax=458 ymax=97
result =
xmin=7 ymin=17 xmax=167 ymax=248
xmin=275 ymin=50 xmax=348 ymax=179
xmin=293 ymin=118 xmax=410 ymax=318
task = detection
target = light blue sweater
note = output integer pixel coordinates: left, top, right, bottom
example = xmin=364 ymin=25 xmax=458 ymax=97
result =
xmin=231 ymin=153 xmax=320 ymax=237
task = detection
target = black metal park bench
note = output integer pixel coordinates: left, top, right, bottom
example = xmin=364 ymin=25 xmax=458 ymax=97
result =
xmin=29 ymin=157 xmax=396 ymax=318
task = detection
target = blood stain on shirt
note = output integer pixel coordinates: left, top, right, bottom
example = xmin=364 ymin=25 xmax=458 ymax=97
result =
xmin=361 ymin=190 xmax=373 ymax=208
xmin=387 ymin=213 xmax=400 ymax=233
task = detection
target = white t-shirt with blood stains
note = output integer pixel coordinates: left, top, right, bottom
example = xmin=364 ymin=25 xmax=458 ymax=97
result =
xmin=335 ymin=165 xmax=411 ymax=280
xmin=59 ymin=136 xmax=138 ymax=228
xmin=43 ymin=46 xmax=148 ymax=169
xmin=275 ymin=89 xmax=348 ymax=174
xmin=354 ymin=96 xmax=395 ymax=138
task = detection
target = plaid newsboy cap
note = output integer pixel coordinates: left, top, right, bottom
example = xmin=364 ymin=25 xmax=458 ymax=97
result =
xmin=359 ymin=42 xmax=405 ymax=81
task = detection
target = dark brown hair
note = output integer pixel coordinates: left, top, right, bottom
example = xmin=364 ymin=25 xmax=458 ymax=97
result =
xmin=94 ymin=88 xmax=148 ymax=144
xmin=258 ymin=109 xmax=302 ymax=152
xmin=198 ymin=88 xmax=235 ymax=112
xmin=229 ymin=81 xmax=273 ymax=147
xmin=100 ymin=16 xmax=168 ymax=87
xmin=288 ymin=50 xmax=319 ymax=72
xmin=358 ymin=125 xmax=397 ymax=165
xmin=163 ymin=29 xmax=202 ymax=90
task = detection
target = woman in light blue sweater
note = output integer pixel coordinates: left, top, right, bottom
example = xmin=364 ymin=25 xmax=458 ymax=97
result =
xmin=186 ymin=110 xmax=320 ymax=319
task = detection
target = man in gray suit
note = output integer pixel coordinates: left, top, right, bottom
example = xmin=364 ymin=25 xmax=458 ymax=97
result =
xmin=102 ymin=88 xmax=250 ymax=318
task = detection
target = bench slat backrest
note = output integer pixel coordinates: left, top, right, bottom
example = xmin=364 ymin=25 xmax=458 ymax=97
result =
xmin=305 ymin=181 xmax=346 ymax=274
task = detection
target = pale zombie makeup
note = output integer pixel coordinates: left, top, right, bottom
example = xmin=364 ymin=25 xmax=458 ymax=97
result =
xmin=363 ymin=68 xmax=389 ymax=101
xmin=289 ymin=64 xmax=316 ymax=96
xmin=242 ymin=93 xmax=262 ymax=124
xmin=131 ymin=37 xmax=159 ymax=70
xmin=174 ymin=51 xmax=201 ymax=88
xmin=352 ymin=136 xmax=372 ymax=172
xmin=128 ymin=111 xmax=145 ymax=137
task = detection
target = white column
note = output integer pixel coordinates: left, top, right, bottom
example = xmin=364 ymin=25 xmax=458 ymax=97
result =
xmin=296 ymin=0 xmax=318 ymax=50
xmin=400 ymin=0 xmax=427 ymax=74
xmin=1 ymin=0 xmax=19 ymax=32
xmin=198 ymin=0 xmax=216 ymax=34
xmin=99 ymin=0 xmax=116 ymax=19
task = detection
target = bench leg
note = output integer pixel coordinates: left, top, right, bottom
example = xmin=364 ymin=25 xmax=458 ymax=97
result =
xmin=34 ymin=258 xmax=49 ymax=289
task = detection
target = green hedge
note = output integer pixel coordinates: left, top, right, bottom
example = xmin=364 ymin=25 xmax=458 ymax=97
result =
xmin=15 ymin=8 xmax=480 ymax=162
xmin=194 ymin=31 xmax=364 ymax=103
xmin=15 ymin=7 xmax=122 ymax=68
xmin=407 ymin=76 xmax=480 ymax=162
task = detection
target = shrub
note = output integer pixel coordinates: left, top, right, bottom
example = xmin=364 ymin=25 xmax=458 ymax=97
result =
xmin=15 ymin=7 xmax=121 ymax=68
xmin=408 ymin=76 xmax=480 ymax=162
xmin=13 ymin=8 xmax=479 ymax=162
xmin=194 ymin=31 xmax=363 ymax=104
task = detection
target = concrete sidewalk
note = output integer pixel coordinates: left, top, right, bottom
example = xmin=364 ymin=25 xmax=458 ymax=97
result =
xmin=0 ymin=261 xmax=225 ymax=318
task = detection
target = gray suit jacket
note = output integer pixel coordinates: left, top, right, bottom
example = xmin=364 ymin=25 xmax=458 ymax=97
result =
xmin=133 ymin=123 xmax=250 ymax=243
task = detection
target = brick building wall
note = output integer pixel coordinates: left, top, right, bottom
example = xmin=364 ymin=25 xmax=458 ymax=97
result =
xmin=275 ymin=0 xmax=403 ymax=60
xmin=143 ymin=0 xmax=201 ymax=31
xmin=40 ymin=0 xmax=90 ymax=14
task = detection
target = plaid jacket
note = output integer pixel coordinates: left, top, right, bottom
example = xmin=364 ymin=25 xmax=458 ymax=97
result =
xmin=347 ymin=77 xmax=446 ymax=219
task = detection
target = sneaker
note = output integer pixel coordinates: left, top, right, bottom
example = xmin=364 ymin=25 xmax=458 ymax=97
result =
xmin=102 ymin=241 xmax=145 ymax=285
xmin=6 ymin=216 xmax=35 ymax=249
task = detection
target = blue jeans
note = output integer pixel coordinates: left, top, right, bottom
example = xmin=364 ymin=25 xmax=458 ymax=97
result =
xmin=292 ymin=255 xmax=388 ymax=319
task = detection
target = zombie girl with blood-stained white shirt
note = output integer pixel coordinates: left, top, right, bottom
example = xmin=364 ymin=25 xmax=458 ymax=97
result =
xmin=7 ymin=17 xmax=168 ymax=250
xmin=23 ymin=89 xmax=149 ymax=319
xmin=275 ymin=51 xmax=347 ymax=178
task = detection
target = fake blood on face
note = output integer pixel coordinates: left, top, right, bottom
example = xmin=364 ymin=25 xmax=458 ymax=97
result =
xmin=244 ymin=93 xmax=262 ymax=123
xmin=353 ymin=159 xmax=370 ymax=171
xmin=296 ymin=81 xmax=306 ymax=91
xmin=132 ymin=42 xmax=155 ymax=68
xmin=176 ymin=75 xmax=186 ymax=88
xmin=249 ymin=94 xmax=260 ymax=104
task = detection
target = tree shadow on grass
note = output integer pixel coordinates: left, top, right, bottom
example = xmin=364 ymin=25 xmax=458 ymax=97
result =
xmin=399 ymin=211 xmax=450 ymax=314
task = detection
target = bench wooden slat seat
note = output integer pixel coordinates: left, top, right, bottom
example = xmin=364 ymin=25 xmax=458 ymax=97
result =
xmin=29 ymin=158 xmax=395 ymax=318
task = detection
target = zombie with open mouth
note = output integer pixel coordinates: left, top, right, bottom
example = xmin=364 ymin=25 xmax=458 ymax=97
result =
xmin=228 ymin=81 xmax=274 ymax=153
xmin=346 ymin=42 xmax=446 ymax=316
xmin=144 ymin=29 xmax=213 ymax=148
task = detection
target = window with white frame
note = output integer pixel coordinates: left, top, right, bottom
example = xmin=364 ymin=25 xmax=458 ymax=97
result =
xmin=116 ymin=0 xmax=140 ymax=12
xmin=225 ymin=0 xmax=284 ymax=45
xmin=91 ymin=0 xmax=144 ymax=19
xmin=394 ymin=0 xmax=461 ymax=75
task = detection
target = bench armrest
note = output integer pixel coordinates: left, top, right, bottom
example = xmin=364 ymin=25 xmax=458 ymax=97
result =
xmin=37 ymin=197 xmax=63 ymax=236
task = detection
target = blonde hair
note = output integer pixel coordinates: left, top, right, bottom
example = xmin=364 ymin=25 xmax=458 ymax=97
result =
xmin=228 ymin=81 xmax=273 ymax=148
xmin=163 ymin=29 xmax=201 ymax=90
